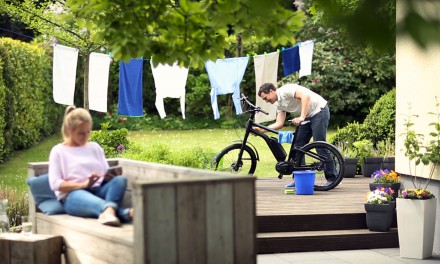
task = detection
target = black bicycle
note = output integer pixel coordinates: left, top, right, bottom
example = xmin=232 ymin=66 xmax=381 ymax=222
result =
xmin=212 ymin=94 xmax=345 ymax=191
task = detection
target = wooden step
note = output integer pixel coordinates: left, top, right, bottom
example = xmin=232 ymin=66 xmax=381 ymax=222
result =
xmin=257 ymin=228 xmax=399 ymax=254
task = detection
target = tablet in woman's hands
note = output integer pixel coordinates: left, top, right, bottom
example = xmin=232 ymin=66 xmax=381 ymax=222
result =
xmin=104 ymin=165 xmax=123 ymax=182
xmin=107 ymin=165 xmax=123 ymax=177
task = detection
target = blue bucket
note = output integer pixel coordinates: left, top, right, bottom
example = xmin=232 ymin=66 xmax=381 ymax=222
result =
xmin=293 ymin=170 xmax=316 ymax=195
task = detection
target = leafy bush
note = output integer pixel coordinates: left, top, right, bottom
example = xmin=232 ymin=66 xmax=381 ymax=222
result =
xmin=362 ymin=88 xmax=396 ymax=146
xmin=0 ymin=38 xmax=63 ymax=162
xmin=329 ymin=121 xmax=365 ymax=148
xmin=90 ymin=123 xmax=130 ymax=158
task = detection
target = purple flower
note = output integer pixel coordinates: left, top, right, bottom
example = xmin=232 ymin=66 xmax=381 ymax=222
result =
xmin=117 ymin=145 xmax=125 ymax=152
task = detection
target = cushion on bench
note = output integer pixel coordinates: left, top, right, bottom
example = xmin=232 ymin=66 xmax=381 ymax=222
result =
xmin=26 ymin=174 xmax=65 ymax=215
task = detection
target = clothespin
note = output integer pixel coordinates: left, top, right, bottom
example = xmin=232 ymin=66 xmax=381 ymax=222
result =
xmin=282 ymin=47 xmax=285 ymax=51
xmin=264 ymin=52 xmax=267 ymax=55
xmin=276 ymin=49 xmax=280 ymax=53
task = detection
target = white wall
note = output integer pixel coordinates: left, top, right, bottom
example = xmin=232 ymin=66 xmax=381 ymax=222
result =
xmin=396 ymin=0 xmax=440 ymax=255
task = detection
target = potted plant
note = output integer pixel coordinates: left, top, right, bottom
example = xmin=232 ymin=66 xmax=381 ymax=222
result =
xmin=377 ymin=139 xmax=395 ymax=170
xmin=353 ymin=139 xmax=383 ymax=177
xmin=369 ymin=169 xmax=400 ymax=200
xmin=397 ymin=101 xmax=439 ymax=259
xmin=335 ymin=141 xmax=358 ymax=178
xmin=364 ymin=187 xmax=395 ymax=232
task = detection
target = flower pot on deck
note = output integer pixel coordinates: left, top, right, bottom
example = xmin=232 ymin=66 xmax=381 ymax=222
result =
xmin=396 ymin=198 xmax=437 ymax=259
xmin=362 ymin=157 xmax=383 ymax=177
xmin=364 ymin=202 xmax=395 ymax=232
xmin=343 ymin=158 xmax=358 ymax=178
xmin=381 ymin=157 xmax=395 ymax=170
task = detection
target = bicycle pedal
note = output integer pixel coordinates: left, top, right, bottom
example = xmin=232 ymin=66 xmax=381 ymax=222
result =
xmin=278 ymin=174 xmax=283 ymax=179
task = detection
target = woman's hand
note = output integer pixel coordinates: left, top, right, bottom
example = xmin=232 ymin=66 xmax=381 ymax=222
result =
xmin=84 ymin=173 xmax=101 ymax=189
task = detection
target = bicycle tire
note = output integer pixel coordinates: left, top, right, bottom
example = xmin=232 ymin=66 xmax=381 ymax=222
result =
xmin=212 ymin=144 xmax=257 ymax=176
xmin=294 ymin=141 xmax=345 ymax=191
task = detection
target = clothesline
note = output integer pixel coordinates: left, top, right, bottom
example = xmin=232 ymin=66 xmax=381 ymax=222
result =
xmin=0 ymin=27 xmax=34 ymax=40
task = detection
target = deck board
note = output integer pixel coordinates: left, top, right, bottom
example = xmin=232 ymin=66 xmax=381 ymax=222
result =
xmin=256 ymin=176 xmax=372 ymax=215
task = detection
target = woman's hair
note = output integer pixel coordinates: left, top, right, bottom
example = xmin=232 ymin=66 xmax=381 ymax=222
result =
xmin=61 ymin=106 xmax=93 ymax=140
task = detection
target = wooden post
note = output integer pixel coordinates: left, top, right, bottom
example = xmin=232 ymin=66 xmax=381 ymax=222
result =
xmin=0 ymin=233 xmax=63 ymax=264
xmin=83 ymin=53 xmax=89 ymax=110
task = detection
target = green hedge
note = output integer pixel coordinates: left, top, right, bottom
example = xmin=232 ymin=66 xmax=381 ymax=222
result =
xmin=0 ymin=38 xmax=63 ymax=162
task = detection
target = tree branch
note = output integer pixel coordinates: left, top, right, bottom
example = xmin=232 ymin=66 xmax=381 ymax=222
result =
xmin=18 ymin=4 xmax=88 ymax=44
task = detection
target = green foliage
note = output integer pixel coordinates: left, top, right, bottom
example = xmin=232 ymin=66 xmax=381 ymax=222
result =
xmin=0 ymin=55 xmax=5 ymax=161
xmin=328 ymin=121 xmax=365 ymax=153
xmin=123 ymin=143 xmax=216 ymax=169
xmin=66 ymin=0 xmax=305 ymax=67
xmin=90 ymin=123 xmax=130 ymax=158
xmin=312 ymin=0 xmax=395 ymax=53
xmin=0 ymin=186 xmax=29 ymax=228
xmin=400 ymin=98 xmax=440 ymax=190
xmin=0 ymin=38 xmax=63 ymax=162
xmin=362 ymin=88 xmax=396 ymax=145
xmin=352 ymin=139 xmax=375 ymax=164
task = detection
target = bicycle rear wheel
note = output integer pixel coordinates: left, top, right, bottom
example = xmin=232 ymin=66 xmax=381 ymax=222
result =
xmin=294 ymin=141 xmax=344 ymax=191
xmin=212 ymin=144 xmax=257 ymax=176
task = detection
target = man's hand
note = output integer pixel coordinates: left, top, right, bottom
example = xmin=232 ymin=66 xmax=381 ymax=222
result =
xmin=253 ymin=127 xmax=266 ymax=133
xmin=292 ymin=117 xmax=305 ymax=126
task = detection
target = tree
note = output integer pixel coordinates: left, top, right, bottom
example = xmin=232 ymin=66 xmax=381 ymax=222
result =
xmin=65 ymin=0 xmax=305 ymax=68
xmin=0 ymin=0 xmax=106 ymax=109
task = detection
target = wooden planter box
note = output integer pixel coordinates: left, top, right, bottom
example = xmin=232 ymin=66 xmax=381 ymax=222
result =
xmin=28 ymin=158 xmax=256 ymax=264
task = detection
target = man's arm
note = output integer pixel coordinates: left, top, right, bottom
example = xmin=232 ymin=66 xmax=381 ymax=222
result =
xmin=255 ymin=111 xmax=286 ymax=132
xmin=292 ymin=88 xmax=310 ymax=126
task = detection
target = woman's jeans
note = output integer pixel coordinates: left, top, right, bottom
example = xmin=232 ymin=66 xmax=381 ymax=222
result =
xmin=63 ymin=176 xmax=131 ymax=222
xmin=294 ymin=105 xmax=337 ymax=181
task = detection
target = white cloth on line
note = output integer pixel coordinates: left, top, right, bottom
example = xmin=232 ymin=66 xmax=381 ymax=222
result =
xmin=88 ymin=52 xmax=112 ymax=112
xmin=299 ymin=40 xmax=314 ymax=78
xmin=254 ymin=51 xmax=279 ymax=123
xmin=150 ymin=60 xmax=189 ymax=119
xmin=52 ymin=45 xmax=78 ymax=105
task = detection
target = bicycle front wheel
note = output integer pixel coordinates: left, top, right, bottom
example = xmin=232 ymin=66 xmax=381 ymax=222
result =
xmin=294 ymin=141 xmax=344 ymax=191
xmin=212 ymin=144 xmax=257 ymax=176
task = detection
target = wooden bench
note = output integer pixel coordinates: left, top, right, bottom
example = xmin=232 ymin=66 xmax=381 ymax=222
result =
xmin=28 ymin=158 xmax=256 ymax=264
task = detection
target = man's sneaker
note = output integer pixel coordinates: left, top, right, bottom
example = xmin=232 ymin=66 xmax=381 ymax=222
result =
xmin=285 ymin=181 xmax=295 ymax=188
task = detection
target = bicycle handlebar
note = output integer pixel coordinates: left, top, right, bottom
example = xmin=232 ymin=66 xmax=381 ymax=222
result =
xmin=240 ymin=93 xmax=269 ymax=115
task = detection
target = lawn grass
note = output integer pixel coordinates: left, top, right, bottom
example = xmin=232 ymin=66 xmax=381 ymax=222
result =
xmin=0 ymin=128 xmax=336 ymax=192
xmin=0 ymin=135 xmax=61 ymax=191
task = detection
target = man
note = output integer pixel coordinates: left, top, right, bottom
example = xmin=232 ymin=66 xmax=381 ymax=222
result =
xmin=256 ymin=82 xmax=335 ymax=187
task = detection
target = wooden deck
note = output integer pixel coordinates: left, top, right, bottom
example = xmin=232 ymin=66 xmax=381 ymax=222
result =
xmin=256 ymin=176 xmax=371 ymax=216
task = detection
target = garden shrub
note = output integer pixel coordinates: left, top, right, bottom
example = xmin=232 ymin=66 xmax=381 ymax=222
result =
xmin=0 ymin=38 xmax=63 ymax=162
xmin=90 ymin=122 xmax=130 ymax=158
xmin=362 ymin=88 xmax=396 ymax=146
xmin=328 ymin=121 xmax=366 ymax=148
xmin=0 ymin=57 xmax=6 ymax=162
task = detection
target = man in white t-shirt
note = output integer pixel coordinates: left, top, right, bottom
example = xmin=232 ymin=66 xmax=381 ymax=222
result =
xmin=256 ymin=82 xmax=336 ymax=187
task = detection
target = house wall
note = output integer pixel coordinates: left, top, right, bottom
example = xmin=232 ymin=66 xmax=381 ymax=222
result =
xmin=396 ymin=0 xmax=440 ymax=255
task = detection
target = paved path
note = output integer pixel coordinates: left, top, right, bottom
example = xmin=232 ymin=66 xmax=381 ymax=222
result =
xmin=258 ymin=248 xmax=440 ymax=264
